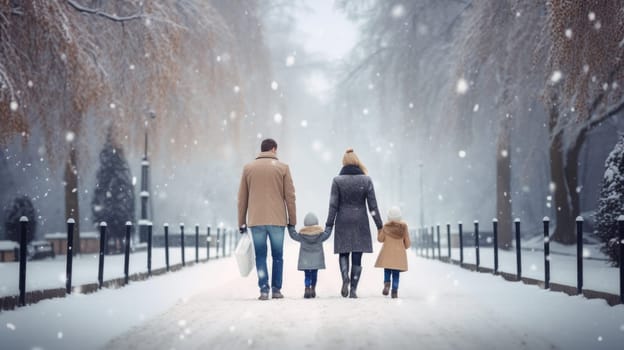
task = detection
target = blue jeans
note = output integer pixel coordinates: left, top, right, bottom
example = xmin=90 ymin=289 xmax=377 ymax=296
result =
xmin=384 ymin=269 xmax=400 ymax=290
xmin=304 ymin=269 xmax=318 ymax=287
xmin=250 ymin=225 xmax=284 ymax=293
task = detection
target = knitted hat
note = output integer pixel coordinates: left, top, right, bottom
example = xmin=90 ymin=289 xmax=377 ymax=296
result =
xmin=387 ymin=206 xmax=402 ymax=222
xmin=304 ymin=212 xmax=319 ymax=226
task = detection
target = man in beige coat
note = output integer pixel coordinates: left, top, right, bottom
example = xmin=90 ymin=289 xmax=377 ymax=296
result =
xmin=238 ymin=138 xmax=297 ymax=300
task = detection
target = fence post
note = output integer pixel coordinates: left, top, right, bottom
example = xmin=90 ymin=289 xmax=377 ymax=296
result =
xmin=66 ymin=218 xmax=75 ymax=294
xmin=514 ymin=218 xmax=521 ymax=281
xmin=180 ymin=223 xmax=185 ymax=266
xmin=147 ymin=222 xmax=153 ymax=276
xmin=18 ymin=216 xmax=28 ymax=306
xmin=222 ymin=229 xmax=227 ymax=257
xmin=446 ymin=223 xmax=451 ymax=259
xmin=124 ymin=222 xmax=132 ymax=284
xmin=164 ymin=223 xmax=170 ymax=271
xmin=493 ymin=218 xmax=498 ymax=275
xmin=98 ymin=222 xmax=107 ymax=289
xmin=618 ymin=215 xmax=624 ymax=304
xmin=474 ymin=220 xmax=480 ymax=272
xmin=206 ymin=226 xmax=211 ymax=261
xmin=436 ymin=224 xmax=441 ymax=259
xmin=458 ymin=221 xmax=464 ymax=266
xmin=543 ymin=217 xmax=550 ymax=289
xmin=576 ymin=216 xmax=583 ymax=295
xmin=216 ymin=228 xmax=221 ymax=258
xmin=195 ymin=224 xmax=199 ymax=263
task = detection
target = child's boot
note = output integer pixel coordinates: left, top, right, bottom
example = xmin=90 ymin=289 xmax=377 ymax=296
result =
xmin=382 ymin=282 xmax=390 ymax=296
xmin=311 ymin=285 xmax=316 ymax=298
xmin=391 ymin=289 xmax=398 ymax=299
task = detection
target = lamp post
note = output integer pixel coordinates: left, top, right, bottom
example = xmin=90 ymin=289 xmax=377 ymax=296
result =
xmin=139 ymin=111 xmax=156 ymax=243
xmin=419 ymin=162 xmax=425 ymax=230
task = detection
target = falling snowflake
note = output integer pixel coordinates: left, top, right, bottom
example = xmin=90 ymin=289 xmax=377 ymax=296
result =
xmin=256 ymin=133 xmax=262 ymax=139
xmin=458 ymin=150 xmax=467 ymax=158
xmin=565 ymin=29 xmax=573 ymax=39
xmin=65 ymin=131 xmax=75 ymax=142
xmin=300 ymin=120 xmax=308 ymax=128
xmin=233 ymin=86 xmax=240 ymax=93
xmin=9 ymin=101 xmax=18 ymax=111
xmin=391 ymin=4 xmax=405 ymax=18
xmin=549 ymin=182 xmax=556 ymax=193
xmin=588 ymin=12 xmax=596 ymax=21
xmin=312 ymin=140 xmax=322 ymax=151
xmin=456 ymin=78 xmax=469 ymax=94
xmin=594 ymin=21 xmax=602 ymax=30
xmin=178 ymin=319 xmax=187 ymax=327
xmin=362 ymin=108 xmax=369 ymax=115
xmin=273 ymin=113 xmax=283 ymax=124
xmin=408 ymin=102 xmax=414 ymax=109
xmin=271 ymin=81 xmax=278 ymax=90
xmin=473 ymin=104 xmax=479 ymax=112
xmin=6 ymin=323 xmax=16 ymax=330
xmin=286 ymin=55 xmax=295 ymax=67
xmin=57 ymin=331 xmax=63 ymax=339
xmin=550 ymin=71 xmax=563 ymax=83
xmin=501 ymin=149 xmax=509 ymax=158
xmin=132 ymin=176 xmax=137 ymax=186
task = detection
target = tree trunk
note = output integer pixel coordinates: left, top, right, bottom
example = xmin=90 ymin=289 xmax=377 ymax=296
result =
xmin=565 ymin=130 xmax=586 ymax=222
xmin=549 ymin=129 xmax=575 ymax=244
xmin=64 ymin=145 xmax=80 ymax=255
xmin=496 ymin=117 xmax=513 ymax=249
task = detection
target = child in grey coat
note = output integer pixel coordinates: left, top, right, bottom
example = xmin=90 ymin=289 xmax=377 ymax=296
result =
xmin=288 ymin=212 xmax=332 ymax=298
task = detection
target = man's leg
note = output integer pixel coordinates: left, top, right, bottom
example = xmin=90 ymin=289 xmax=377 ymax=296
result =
xmin=250 ymin=226 xmax=269 ymax=294
xmin=267 ymin=225 xmax=285 ymax=294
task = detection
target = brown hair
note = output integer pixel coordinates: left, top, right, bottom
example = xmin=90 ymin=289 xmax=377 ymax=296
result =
xmin=261 ymin=138 xmax=277 ymax=152
xmin=342 ymin=148 xmax=368 ymax=175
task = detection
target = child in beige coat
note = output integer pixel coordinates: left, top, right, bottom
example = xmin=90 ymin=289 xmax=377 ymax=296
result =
xmin=374 ymin=206 xmax=411 ymax=298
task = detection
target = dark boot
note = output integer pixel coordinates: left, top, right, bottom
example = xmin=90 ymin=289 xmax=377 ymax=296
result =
xmin=339 ymin=255 xmax=350 ymax=297
xmin=391 ymin=289 xmax=398 ymax=299
xmin=349 ymin=265 xmax=362 ymax=298
xmin=382 ymin=282 xmax=390 ymax=296
xmin=311 ymin=285 xmax=316 ymax=298
xmin=272 ymin=289 xmax=284 ymax=299
xmin=304 ymin=287 xmax=311 ymax=299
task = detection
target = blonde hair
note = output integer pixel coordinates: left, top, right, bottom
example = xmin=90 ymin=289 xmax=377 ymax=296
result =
xmin=342 ymin=148 xmax=368 ymax=175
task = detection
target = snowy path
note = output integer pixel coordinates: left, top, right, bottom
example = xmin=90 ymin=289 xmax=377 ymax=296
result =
xmin=104 ymin=244 xmax=624 ymax=350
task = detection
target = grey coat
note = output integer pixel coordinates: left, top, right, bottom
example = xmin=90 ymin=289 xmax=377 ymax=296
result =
xmin=288 ymin=225 xmax=332 ymax=270
xmin=325 ymin=165 xmax=383 ymax=254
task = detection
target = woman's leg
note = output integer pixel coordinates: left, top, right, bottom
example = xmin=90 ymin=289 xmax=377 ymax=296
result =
xmin=349 ymin=252 xmax=363 ymax=298
xmin=339 ymin=253 xmax=350 ymax=297
xmin=351 ymin=252 xmax=363 ymax=266
xmin=304 ymin=270 xmax=312 ymax=287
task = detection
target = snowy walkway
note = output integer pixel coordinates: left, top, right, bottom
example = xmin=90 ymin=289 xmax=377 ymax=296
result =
xmin=2 ymin=242 xmax=623 ymax=350
xmin=104 ymin=244 xmax=624 ymax=350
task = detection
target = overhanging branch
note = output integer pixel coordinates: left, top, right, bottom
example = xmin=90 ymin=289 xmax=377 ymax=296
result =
xmin=67 ymin=0 xmax=144 ymax=22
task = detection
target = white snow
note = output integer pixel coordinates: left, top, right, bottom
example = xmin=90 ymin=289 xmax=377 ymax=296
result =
xmin=456 ymin=78 xmax=469 ymax=94
xmin=9 ymin=100 xmax=18 ymax=111
xmin=550 ymin=70 xmax=563 ymax=83
xmin=1 ymin=246 xmax=623 ymax=349
xmin=0 ymin=240 xmax=19 ymax=251
xmin=458 ymin=150 xmax=466 ymax=158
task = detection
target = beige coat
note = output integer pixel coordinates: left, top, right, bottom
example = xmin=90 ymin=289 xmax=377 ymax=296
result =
xmin=374 ymin=221 xmax=411 ymax=271
xmin=238 ymin=151 xmax=297 ymax=227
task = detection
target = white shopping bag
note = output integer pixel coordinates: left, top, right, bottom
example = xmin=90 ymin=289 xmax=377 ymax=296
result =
xmin=234 ymin=233 xmax=255 ymax=277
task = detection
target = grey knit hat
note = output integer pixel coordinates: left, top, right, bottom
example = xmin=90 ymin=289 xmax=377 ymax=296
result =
xmin=303 ymin=212 xmax=319 ymax=226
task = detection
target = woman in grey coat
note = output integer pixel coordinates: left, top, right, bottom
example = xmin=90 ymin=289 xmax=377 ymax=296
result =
xmin=325 ymin=149 xmax=383 ymax=298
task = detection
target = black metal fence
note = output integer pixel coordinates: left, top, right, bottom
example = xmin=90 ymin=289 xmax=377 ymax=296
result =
xmin=412 ymin=216 xmax=624 ymax=306
xmin=2 ymin=217 xmax=238 ymax=311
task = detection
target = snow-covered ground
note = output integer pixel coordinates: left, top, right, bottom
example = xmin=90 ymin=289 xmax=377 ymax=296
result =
xmin=0 ymin=246 xmax=225 ymax=297
xmin=2 ymin=240 xmax=622 ymax=350
xmin=432 ymin=246 xmax=619 ymax=294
